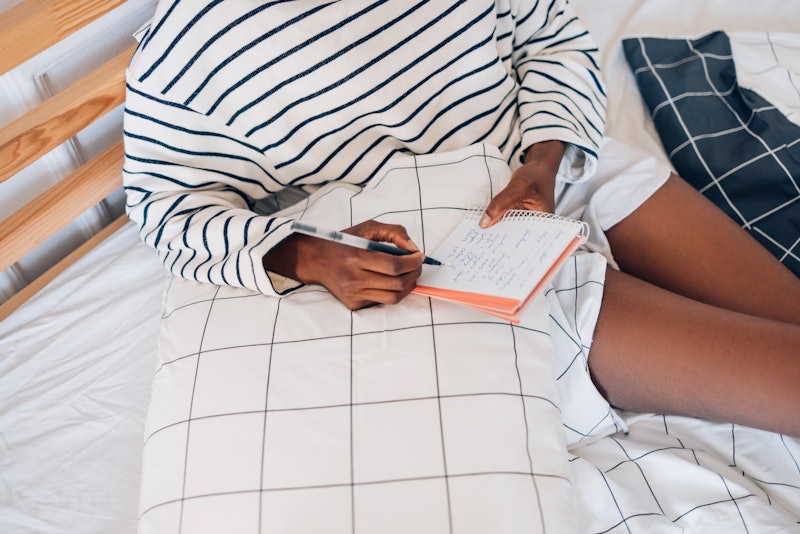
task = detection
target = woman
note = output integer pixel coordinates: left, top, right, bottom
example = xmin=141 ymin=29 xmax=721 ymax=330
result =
xmin=124 ymin=0 xmax=800 ymax=436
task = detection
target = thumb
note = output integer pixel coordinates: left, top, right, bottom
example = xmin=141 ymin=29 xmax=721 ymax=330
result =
xmin=479 ymin=196 xmax=513 ymax=228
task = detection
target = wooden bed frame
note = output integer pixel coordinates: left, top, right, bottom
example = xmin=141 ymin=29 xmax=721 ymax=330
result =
xmin=0 ymin=0 xmax=133 ymax=321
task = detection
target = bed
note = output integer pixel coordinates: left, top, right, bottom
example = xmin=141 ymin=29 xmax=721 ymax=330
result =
xmin=1 ymin=1 xmax=798 ymax=533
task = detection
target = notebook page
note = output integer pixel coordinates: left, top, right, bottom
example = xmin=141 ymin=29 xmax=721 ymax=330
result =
xmin=416 ymin=210 xmax=582 ymax=301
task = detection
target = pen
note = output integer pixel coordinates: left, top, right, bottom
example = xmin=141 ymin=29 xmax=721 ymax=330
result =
xmin=290 ymin=221 xmax=442 ymax=266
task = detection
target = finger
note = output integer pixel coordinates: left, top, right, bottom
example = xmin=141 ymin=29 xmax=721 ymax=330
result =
xmin=480 ymin=190 xmax=518 ymax=228
xmin=480 ymin=177 xmax=556 ymax=227
xmin=314 ymin=234 xmax=423 ymax=276
xmin=346 ymin=274 xmax=421 ymax=306
xmin=354 ymin=254 xmax=423 ymax=280
xmin=330 ymin=252 xmax=421 ymax=289
xmin=356 ymin=286 xmax=417 ymax=306
xmin=346 ymin=221 xmax=421 ymax=253
xmin=334 ymin=268 xmax=421 ymax=308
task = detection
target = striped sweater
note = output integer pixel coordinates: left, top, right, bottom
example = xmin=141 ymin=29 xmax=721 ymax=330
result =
xmin=123 ymin=0 xmax=606 ymax=295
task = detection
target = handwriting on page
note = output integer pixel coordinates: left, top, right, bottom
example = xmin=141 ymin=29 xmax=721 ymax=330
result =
xmin=436 ymin=222 xmax=566 ymax=296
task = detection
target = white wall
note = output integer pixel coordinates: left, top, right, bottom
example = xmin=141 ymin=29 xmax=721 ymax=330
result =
xmin=0 ymin=0 xmax=157 ymax=304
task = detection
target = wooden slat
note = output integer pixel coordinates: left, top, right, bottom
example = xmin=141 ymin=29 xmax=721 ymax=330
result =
xmin=0 ymin=0 xmax=125 ymax=76
xmin=0 ymin=140 xmax=124 ymax=273
xmin=0 ymin=214 xmax=129 ymax=322
xmin=0 ymin=0 xmax=139 ymax=316
xmin=0 ymin=45 xmax=133 ymax=185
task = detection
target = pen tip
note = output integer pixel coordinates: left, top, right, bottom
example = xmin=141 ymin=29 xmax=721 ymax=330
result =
xmin=425 ymin=257 xmax=442 ymax=266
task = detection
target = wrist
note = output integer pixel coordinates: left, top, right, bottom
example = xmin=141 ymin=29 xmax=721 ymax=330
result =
xmin=523 ymin=140 xmax=566 ymax=168
xmin=263 ymin=233 xmax=314 ymax=284
xmin=517 ymin=141 xmax=563 ymax=213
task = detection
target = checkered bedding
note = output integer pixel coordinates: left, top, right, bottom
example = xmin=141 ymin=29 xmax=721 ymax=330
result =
xmin=564 ymin=30 xmax=800 ymax=533
xmin=138 ymin=144 xmax=612 ymax=533
xmin=623 ymin=30 xmax=800 ymax=277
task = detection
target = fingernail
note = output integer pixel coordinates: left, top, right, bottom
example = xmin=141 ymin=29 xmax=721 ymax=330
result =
xmin=479 ymin=214 xmax=491 ymax=228
xmin=408 ymin=240 xmax=420 ymax=252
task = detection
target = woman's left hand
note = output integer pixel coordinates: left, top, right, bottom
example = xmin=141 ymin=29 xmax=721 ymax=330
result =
xmin=479 ymin=140 xmax=565 ymax=228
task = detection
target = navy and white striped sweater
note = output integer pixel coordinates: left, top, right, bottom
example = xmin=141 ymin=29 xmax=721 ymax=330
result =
xmin=123 ymin=0 xmax=606 ymax=295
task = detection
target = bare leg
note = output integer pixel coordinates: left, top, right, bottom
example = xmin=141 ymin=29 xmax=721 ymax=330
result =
xmin=591 ymin=268 xmax=800 ymax=436
xmin=589 ymin=174 xmax=800 ymax=436
xmin=604 ymin=173 xmax=800 ymax=325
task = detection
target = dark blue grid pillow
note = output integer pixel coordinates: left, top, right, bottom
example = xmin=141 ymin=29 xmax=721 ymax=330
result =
xmin=623 ymin=31 xmax=800 ymax=277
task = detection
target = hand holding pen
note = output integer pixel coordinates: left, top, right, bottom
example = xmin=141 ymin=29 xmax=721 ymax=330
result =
xmin=291 ymin=221 xmax=441 ymax=265
xmin=263 ymin=219 xmax=434 ymax=310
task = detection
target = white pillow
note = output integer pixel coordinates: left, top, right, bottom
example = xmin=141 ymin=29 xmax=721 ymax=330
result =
xmin=138 ymin=144 xmax=608 ymax=533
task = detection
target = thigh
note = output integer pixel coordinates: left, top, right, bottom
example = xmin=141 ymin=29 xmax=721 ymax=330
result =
xmin=606 ymin=173 xmax=800 ymax=325
xmin=589 ymin=267 xmax=800 ymax=437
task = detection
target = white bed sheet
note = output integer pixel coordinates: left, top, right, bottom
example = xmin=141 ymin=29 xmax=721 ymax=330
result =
xmin=2 ymin=1 xmax=799 ymax=533
xmin=0 ymin=223 xmax=165 ymax=534
xmin=569 ymin=0 xmax=800 ymax=531
xmin=572 ymin=0 xmax=800 ymax=165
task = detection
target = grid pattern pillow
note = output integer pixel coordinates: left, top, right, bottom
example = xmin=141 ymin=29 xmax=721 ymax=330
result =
xmin=137 ymin=144 xmax=614 ymax=533
xmin=623 ymin=31 xmax=800 ymax=277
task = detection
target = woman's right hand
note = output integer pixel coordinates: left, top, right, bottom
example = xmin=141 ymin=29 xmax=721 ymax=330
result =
xmin=264 ymin=220 xmax=425 ymax=310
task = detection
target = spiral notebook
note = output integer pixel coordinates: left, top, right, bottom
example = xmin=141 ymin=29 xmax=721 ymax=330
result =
xmin=413 ymin=208 xmax=589 ymax=323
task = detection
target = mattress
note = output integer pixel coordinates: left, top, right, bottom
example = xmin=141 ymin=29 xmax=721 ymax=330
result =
xmin=0 ymin=223 xmax=165 ymax=533
xmin=1 ymin=1 xmax=798 ymax=533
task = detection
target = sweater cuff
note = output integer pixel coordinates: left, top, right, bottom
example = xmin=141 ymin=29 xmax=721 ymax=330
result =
xmin=556 ymin=142 xmax=598 ymax=184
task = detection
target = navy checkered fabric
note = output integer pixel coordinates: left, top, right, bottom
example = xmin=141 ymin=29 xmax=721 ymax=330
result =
xmin=623 ymin=31 xmax=800 ymax=277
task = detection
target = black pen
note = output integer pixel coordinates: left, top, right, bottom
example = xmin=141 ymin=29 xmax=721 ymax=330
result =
xmin=290 ymin=221 xmax=442 ymax=266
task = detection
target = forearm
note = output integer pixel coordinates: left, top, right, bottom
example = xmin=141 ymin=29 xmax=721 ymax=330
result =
xmin=124 ymin=79 xmax=300 ymax=295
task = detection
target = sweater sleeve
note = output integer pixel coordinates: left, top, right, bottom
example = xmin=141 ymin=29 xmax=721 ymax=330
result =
xmin=508 ymin=0 xmax=606 ymax=182
xmin=123 ymin=78 xmax=302 ymax=296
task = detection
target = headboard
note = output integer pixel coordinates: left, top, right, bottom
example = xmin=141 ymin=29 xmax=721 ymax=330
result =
xmin=0 ymin=0 xmax=135 ymax=320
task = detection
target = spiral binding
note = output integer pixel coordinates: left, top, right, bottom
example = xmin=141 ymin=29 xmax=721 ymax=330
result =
xmin=464 ymin=206 xmax=589 ymax=241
